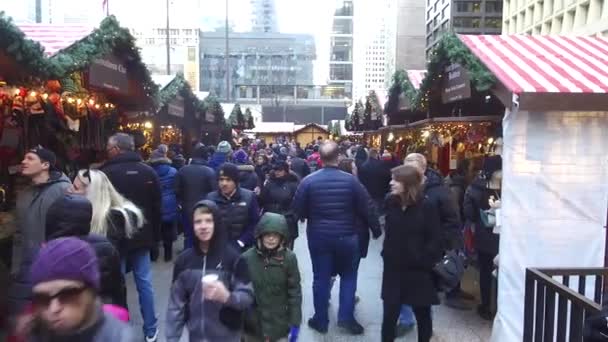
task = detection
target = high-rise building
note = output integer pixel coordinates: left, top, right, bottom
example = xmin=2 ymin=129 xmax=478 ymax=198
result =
xmin=328 ymin=0 xmax=354 ymax=99
xmin=502 ymin=0 xmax=608 ymax=35
xmin=5 ymin=0 xmax=103 ymax=24
xmin=250 ymin=0 xmax=278 ymax=32
xmin=425 ymin=0 xmax=502 ymax=56
xmin=395 ymin=0 xmax=426 ymax=70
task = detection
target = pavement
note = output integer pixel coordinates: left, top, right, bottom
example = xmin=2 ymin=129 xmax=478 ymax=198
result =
xmin=126 ymin=226 xmax=493 ymax=341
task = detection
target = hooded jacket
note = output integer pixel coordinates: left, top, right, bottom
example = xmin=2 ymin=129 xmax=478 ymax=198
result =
xmin=100 ymin=151 xmax=162 ymax=251
xmin=236 ymin=164 xmax=259 ymax=191
xmin=9 ymin=171 xmax=70 ymax=314
xmin=175 ymin=158 xmax=217 ymax=216
xmin=259 ymin=171 xmax=300 ymax=241
xmin=206 ymin=187 xmax=259 ymax=247
xmin=241 ymin=213 xmax=302 ymax=341
xmin=149 ymin=157 xmax=179 ymax=222
xmin=45 ymin=194 xmax=127 ymax=308
xmin=424 ymin=168 xmax=462 ymax=251
xmin=165 ymin=200 xmax=254 ymax=342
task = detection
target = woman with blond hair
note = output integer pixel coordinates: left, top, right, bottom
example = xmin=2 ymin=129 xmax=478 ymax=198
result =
xmin=381 ymin=164 xmax=442 ymax=342
xmin=69 ymin=169 xmax=144 ymax=256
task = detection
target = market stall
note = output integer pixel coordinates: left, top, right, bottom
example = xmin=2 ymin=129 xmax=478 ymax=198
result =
xmin=19 ymin=15 xmax=158 ymax=165
xmin=451 ymin=34 xmax=608 ymax=342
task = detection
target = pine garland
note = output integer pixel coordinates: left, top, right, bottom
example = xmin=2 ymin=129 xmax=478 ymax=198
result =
xmin=0 ymin=11 xmax=55 ymax=82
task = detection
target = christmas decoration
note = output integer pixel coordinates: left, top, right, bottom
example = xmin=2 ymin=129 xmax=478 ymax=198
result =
xmin=364 ymin=90 xmax=383 ymax=131
xmin=346 ymin=100 xmax=364 ymax=132
xmin=204 ymin=96 xmax=225 ymax=126
xmin=228 ymin=104 xmax=245 ymax=130
xmin=244 ymin=107 xmax=255 ymax=130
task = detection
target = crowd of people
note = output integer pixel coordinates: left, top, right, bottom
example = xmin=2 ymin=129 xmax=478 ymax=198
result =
xmin=3 ymin=132 xmax=502 ymax=342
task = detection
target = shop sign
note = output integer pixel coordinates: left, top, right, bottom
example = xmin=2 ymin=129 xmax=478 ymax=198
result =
xmin=168 ymin=95 xmax=185 ymax=117
xmin=88 ymin=55 xmax=128 ymax=94
xmin=441 ymin=63 xmax=471 ymax=104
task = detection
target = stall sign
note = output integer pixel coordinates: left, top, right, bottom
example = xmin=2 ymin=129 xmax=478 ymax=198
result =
xmin=168 ymin=95 xmax=185 ymax=117
xmin=442 ymin=63 xmax=471 ymax=104
xmin=88 ymin=55 xmax=129 ymax=94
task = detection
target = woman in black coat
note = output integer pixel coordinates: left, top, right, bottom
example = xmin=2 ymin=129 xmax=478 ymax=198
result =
xmin=258 ymin=161 xmax=299 ymax=246
xmin=381 ymin=165 xmax=442 ymax=342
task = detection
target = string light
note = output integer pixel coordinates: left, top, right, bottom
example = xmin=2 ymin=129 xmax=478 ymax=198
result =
xmin=88 ymin=99 xmax=95 ymax=105
xmin=76 ymin=98 xmax=82 ymax=105
xmin=41 ymin=93 xmax=48 ymax=100
xmin=29 ymin=91 xmax=37 ymax=97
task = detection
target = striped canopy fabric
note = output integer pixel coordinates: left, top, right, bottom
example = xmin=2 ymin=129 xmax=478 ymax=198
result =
xmin=458 ymin=34 xmax=608 ymax=95
xmin=407 ymin=70 xmax=427 ymax=90
xmin=18 ymin=24 xmax=93 ymax=56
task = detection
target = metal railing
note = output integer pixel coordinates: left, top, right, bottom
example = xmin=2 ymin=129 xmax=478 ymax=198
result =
xmin=523 ymin=268 xmax=608 ymax=342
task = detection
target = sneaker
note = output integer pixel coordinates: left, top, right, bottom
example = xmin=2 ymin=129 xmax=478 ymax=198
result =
xmin=444 ymin=297 xmax=473 ymax=310
xmin=307 ymin=318 xmax=328 ymax=334
xmin=396 ymin=322 xmax=416 ymax=337
xmin=145 ymin=329 xmax=159 ymax=342
xmin=338 ymin=320 xmax=365 ymax=335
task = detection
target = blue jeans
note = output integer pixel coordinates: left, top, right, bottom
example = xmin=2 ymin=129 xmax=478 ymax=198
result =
xmin=308 ymin=233 xmax=361 ymax=328
xmin=121 ymin=249 xmax=158 ymax=337
xmin=399 ymin=305 xmax=416 ymax=326
xmin=182 ymin=211 xmax=193 ymax=250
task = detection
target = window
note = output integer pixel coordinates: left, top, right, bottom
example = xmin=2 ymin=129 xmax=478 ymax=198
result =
xmin=485 ymin=18 xmax=502 ymax=28
xmin=455 ymin=1 xmax=481 ymax=12
xmin=335 ymin=1 xmax=353 ymax=16
xmin=453 ymin=17 xmax=481 ymax=27
xmin=330 ymin=64 xmax=353 ymax=81
xmin=442 ymin=7 xmax=448 ymax=19
xmin=330 ymin=36 xmax=353 ymax=61
xmin=485 ymin=1 xmax=503 ymax=12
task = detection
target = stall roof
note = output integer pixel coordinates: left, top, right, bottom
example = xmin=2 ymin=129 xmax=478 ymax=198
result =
xmin=407 ymin=70 xmax=426 ymax=90
xmin=247 ymin=122 xmax=295 ymax=134
xmin=294 ymin=123 xmax=328 ymax=133
xmin=18 ymin=24 xmax=93 ymax=56
xmin=459 ymin=35 xmax=608 ymax=95
xmin=152 ymin=75 xmax=176 ymax=90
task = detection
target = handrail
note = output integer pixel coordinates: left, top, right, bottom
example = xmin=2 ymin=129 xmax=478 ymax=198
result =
xmin=527 ymin=268 xmax=602 ymax=310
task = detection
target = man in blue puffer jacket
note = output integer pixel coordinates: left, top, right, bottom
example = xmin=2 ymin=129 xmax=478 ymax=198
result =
xmin=149 ymin=144 xmax=179 ymax=262
xmin=292 ymin=141 xmax=382 ymax=336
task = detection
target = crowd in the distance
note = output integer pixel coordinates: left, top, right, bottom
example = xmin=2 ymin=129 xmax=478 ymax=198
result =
xmin=3 ymin=132 xmax=502 ymax=342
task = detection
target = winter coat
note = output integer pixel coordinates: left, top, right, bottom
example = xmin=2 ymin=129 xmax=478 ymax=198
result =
xmin=358 ymin=157 xmax=391 ymax=200
xmin=166 ymin=200 xmax=254 ymax=342
xmin=354 ymin=148 xmax=368 ymax=168
xmin=27 ymin=308 xmax=135 ymax=342
xmin=255 ymin=164 xmax=271 ymax=187
xmin=241 ymin=213 xmax=302 ymax=341
xmin=206 ymin=188 xmax=260 ymax=247
xmin=445 ymin=173 xmax=468 ymax=220
xmin=424 ymin=168 xmax=462 ymax=251
xmin=9 ymin=171 xmax=70 ymax=314
xmin=209 ymin=152 xmax=229 ymax=171
xmin=463 ymin=176 xmax=500 ymax=255
xmin=45 ymin=195 xmax=127 ymax=308
xmin=150 ymin=158 xmax=179 ymax=222
xmin=357 ymin=186 xmax=382 ymax=258
xmin=292 ymin=166 xmax=376 ymax=238
xmin=237 ymin=164 xmax=259 ymax=191
xmin=175 ymin=158 xmax=217 ymax=216
xmin=289 ymin=157 xmax=310 ymax=180
xmin=382 ymin=195 xmax=442 ymax=307
xmin=259 ymin=171 xmax=300 ymax=241
xmin=100 ymin=151 xmax=162 ymax=252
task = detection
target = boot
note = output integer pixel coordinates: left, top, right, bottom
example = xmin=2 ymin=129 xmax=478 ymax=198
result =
xmin=164 ymin=242 xmax=173 ymax=262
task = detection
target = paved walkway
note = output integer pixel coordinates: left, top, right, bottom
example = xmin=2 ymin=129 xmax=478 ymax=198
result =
xmin=126 ymin=229 xmax=492 ymax=341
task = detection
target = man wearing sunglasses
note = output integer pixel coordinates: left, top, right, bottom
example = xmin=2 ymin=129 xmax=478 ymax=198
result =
xmin=23 ymin=237 xmax=134 ymax=341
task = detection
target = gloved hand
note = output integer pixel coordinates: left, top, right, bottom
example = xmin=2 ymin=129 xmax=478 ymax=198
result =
xmin=288 ymin=326 xmax=300 ymax=342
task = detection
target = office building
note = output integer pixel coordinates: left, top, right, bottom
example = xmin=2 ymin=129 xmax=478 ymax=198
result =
xmin=199 ymin=31 xmax=315 ymax=100
xmin=250 ymin=0 xmax=278 ymax=32
xmin=328 ymin=0 xmax=354 ymax=99
xmin=395 ymin=0 xmax=427 ymax=70
xmin=425 ymin=0 xmax=502 ymax=55
xmin=503 ymin=0 xmax=608 ymax=35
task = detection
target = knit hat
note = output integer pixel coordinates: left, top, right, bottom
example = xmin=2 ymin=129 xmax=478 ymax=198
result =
xmin=28 ymin=146 xmax=57 ymax=171
xmin=218 ymin=163 xmax=239 ymax=183
xmin=30 ymin=237 xmax=100 ymax=290
xmin=272 ymin=160 xmax=289 ymax=172
xmin=150 ymin=144 xmax=168 ymax=160
xmin=233 ymin=149 xmax=249 ymax=164
xmin=217 ymin=141 xmax=233 ymax=154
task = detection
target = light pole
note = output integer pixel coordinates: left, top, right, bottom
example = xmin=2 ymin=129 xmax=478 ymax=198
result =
xmin=225 ymin=0 xmax=230 ymax=101
xmin=166 ymin=0 xmax=171 ymax=75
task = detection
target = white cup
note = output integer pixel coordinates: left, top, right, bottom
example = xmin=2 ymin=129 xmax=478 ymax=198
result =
xmin=202 ymin=274 xmax=219 ymax=285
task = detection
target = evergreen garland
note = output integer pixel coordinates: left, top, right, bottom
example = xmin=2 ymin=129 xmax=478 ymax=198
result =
xmin=414 ymin=34 xmax=496 ymax=110
xmin=0 ymin=11 xmax=55 ymax=82
xmin=385 ymin=70 xmax=406 ymax=115
xmin=204 ymin=95 xmax=225 ymax=126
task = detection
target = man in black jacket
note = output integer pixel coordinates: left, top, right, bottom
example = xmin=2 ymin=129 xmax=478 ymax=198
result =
xmin=175 ymin=145 xmax=217 ymax=249
xmin=357 ymin=149 xmax=391 ymax=217
xmin=100 ymin=133 xmax=161 ymax=341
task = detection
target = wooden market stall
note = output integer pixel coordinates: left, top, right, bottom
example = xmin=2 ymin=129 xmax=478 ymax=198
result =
xmin=245 ymin=122 xmax=295 ymax=143
xmin=294 ymin=123 xmax=329 ymax=146
xmin=450 ymin=34 xmax=608 ymax=342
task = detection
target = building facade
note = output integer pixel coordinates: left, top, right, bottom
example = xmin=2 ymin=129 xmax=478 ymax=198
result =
xmin=328 ymin=0 xmax=355 ymax=99
xmin=250 ymin=0 xmax=278 ymax=32
xmin=503 ymin=0 xmax=608 ymax=35
xmin=425 ymin=0 xmax=503 ymax=55
xmin=395 ymin=0 xmax=427 ymax=70
xmin=199 ymin=31 xmax=316 ymax=101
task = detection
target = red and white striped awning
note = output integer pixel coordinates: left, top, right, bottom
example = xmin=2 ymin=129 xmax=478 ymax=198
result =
xmin=407 ymin=70 xmax=426 ymax=90
xmin=459 ymin=35 xmax=608 ymax=95
xmin=18 ymin=24 xmax=93 ymax=56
